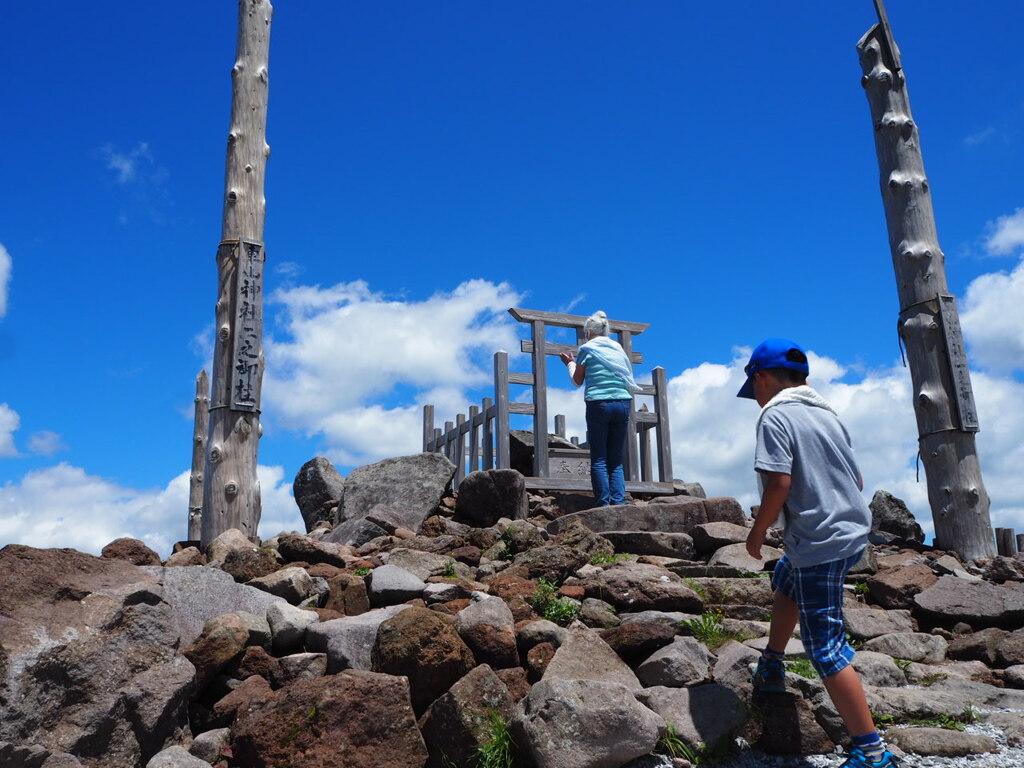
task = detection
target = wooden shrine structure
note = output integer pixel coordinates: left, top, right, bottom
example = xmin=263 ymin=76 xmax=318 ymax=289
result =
xmin=423 ymin=308 xmax=674 ymax=494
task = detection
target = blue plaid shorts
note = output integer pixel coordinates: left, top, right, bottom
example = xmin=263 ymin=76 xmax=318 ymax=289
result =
xmin=771 ymin=550 xmax=863 ymax=678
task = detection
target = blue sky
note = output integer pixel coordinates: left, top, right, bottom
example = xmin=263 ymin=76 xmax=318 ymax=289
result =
xmin=1 ymin=1 xmax=1022 ymax=555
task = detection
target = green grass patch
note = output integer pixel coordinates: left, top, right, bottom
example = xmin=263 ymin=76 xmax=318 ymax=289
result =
xmin=872 ymin=704 xmax=978 ymax=732
xmin=655 ymin=722 xmax=700 ymax=763
xmin=589 ymin=552 xmax=632 ymax=565
xmin=476 ymin=709 xmax=517 ymax=768
xmin=681 ymin=577 xmax=707 ymax=598
xmin=784 ymin=658 xmax=819 ymax=679
xmin=440 ymin=559 xmax=457 ymax=578
xmin=680 ymin=610 xmax=751 ymax=651
xmin=353 ymin=566 xmax=371 ymax=577
xmin=530 ymin=578 xmax=581 ymax=627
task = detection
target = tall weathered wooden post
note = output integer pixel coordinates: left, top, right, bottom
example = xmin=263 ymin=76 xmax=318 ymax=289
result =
xmin=858 ymin=1 xmax=995 ymax=561
xmin=201 ymin=0 xmax=273 ymax=547
xmin=188 ymin=369 xmax=210 ymax=541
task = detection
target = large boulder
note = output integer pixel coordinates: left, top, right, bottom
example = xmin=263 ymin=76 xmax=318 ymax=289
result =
xmin=542 ymin=625 xmax=642 ymax=691
xmin=231 ymin=671 xmax=428 ymax=768
xmin=580 ymin=562 xmax=704 ymax=613
xmin=306 ymin=605 xmax=409 ymax=672
xmin=371 ymin=607 xmax=476 ymax=716
xmin=600 ymin=531 xmax=696 ymax=559
xmin=639 ymin=684 xmax=747 ymax=752
xmin=453 ymin=469 xmax=527 ymax=526
xmin=418 ymin=664 xmax=515 ymax=768
xmin=101 ymin=537 xmax=162 ymax=566
xmin=886 ymin=727 xmax=998 ymax=757
xmin=182 ymin=613 xmax=250 ymax=689
xmin=636 ymin=636 xmax=716 ymax=687
xmin=870 ymin=490 xmax=925 ymax=543
xmin=867 ymin=564 xmax=937 ymax=610
xmin=337 ymin=453 xmax=456 ymax=534
xmin=0 ymin=545 xmax=194 ymax=768
xmin=511 ymin=678 xmax=664 ymax=768
xmin=547 ymin=499 xmax=706 ymax=535
xmin=293 ymin=456 xmax=346 ymax=532
xmin=914 ymin=575 xmax=1024 ymax=627
xmin=455 ymin=597 xmax=519 ymax=669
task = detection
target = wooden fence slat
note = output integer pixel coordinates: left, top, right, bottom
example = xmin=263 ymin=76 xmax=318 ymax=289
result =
xmin=531 ymin=320 xmax=550 ymax=479
xmin=494 ymin=352 xmax=511 ymax=470
xmin=422 ymin=405 xmax=434 ymax=452
xmin=455 ymin=414 xmax=467 ymax=485
xmin=555 ymin=414 xmax=566 ymax=437
xmin=619 ymin=330 xmax=640 ymax=482
xmin=509 ymin=307 xmax=650 ymax=334
xmin=469 ymin=405 xmax=480 ymax=475
xmin=508 ymin=372 xmax=535 ymax=385
xmin=522 ymin=340 xmax=643 ymax=365
xmin=509 ymin=403 xmax=535 ymax=415
xmin=653 ymin=366 xmax=673 ymax=482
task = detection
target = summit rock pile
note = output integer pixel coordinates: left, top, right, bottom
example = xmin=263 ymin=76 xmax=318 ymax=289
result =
xmin=2 ymin=453 xmax=1023 ymax=768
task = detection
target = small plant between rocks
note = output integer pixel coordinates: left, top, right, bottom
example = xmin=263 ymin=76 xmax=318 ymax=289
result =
xmin=784 ymin=658 xmax=819 ymax=679
xmin=530 ymin=578 xmax=581 ymax=626
xmin=475 ymin=709 xmax=517 ymax=768
xmin=654 ymin=721 xmax=700 ymax=763
xmin=680 ymin=610 xmax=750 ymax=651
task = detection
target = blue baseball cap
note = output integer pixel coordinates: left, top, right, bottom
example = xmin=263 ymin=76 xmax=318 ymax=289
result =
xmin=737 ymin=338 xmax=809 ymax=399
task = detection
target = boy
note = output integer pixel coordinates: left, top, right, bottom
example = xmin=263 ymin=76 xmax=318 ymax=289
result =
xmin=737 ymin=338 xmax=898 ymax=768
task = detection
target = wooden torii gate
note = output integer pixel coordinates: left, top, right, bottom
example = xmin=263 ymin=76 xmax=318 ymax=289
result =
xmin=424 ymin=308 xmax=674 ymax=495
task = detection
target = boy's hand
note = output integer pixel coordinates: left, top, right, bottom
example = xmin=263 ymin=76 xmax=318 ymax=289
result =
xmin=746 ymin=528 xmax=765 ymax=560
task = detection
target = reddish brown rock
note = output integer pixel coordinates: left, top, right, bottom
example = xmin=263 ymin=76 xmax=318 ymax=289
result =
xmin=948 ymin=628 xmax=1010 ymax=666
xmin=495 ymin=667 xmax=532 ymax=702
xmin=527 ymin=642 xmax=557 ymax=683
xmin=558 ymin=585 xmax=585 ymax=601
xmin=101 ymin=537 xmax=162 ymax=566
xmin=867 ymin=564 xmax=938 ymax=610
xmin=231 ymin=671 xmax=427 ymax=768
xmin=460 ymin=623 xmax=519 ymax=669
xmin=221 ymin=547 xmax=280 ymax=583
xmin=231 ymin=646 xmax=280 ymax=683
xmin=371 ymin=607 xmax=476 ymax=715
xmin=998 ymin=629 xmax=1024 ymax=668
xmin=307 ymin=562 xmax=344 ymax=579
xmin=211 ymin=674 xmax=274 ymax=728
xmin=183 ymin=614 xmax=250 ymax=689
xmin=323 ymin=573 xmax=370 ymax=616
xmin=450 ymin=545 xmax=482 ymax=566
xmin=487 ymin=573 xmax=538 ymax=601
xmin=599 ymin=622 xmax=677 ymax=667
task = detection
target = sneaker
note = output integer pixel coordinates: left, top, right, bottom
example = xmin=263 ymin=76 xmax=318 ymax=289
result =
xmin=840 ymin=746 xmax=900 ymax=767
xmin=750 ymin=655 xmax=786 ymax=693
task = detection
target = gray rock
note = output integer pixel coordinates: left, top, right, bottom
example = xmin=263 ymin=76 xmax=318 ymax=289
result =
xmin=266 ymin=601 xmax=319 ymax=655
xmin=292 ymin=457 xmax=345 ymax=532
xmin=422 ymin=581 xmax=473 ymax=603
xmin=275 ymin=534 xmax=352 ymax=568
xmin=870 ymin=490 xmax=925 ymax=543
xmin=516 ymin=619 xmax=568 ymax=654
xmin=689 ymin=522 xmax=750 ymax=554
xmin=619 ymin=610 xmax=696 ymax=627
xmin=339 ymin=452 xmax=456 ymax=532
xmin=511 ymin=678 xmax=664 ymax=768
xmin=844 ymin=606 xmax=915 ymax=639
xmin=385 ymin=548 xmax=461 ymax=581
xmin=579 ymin=597 xmax=620 ymax=628
xmin=904 ymin=660 xmax=992 ymax=685
xmin=543 ymin=625 xmax=643 ymax=691
xmin=230 ymin=611 xmax=272 ymax=650
xmin=712 ymin=640 xmax=760 ymax=693
xmin=600 ymin=531 xmax=696 ymax=559
xmin=636 ymin=636 xmax=716 ymax=687
xmin=547 ymin=499 xmax=707 ymax=535
xmin=865 ymin=685 xmax=968 ymax=721
xmin=146 ymin=746 xmax=210 ymax=768
xmin=670 ymin=479 xmax=707 ymax=498
xmin=886 ymin=726 xmax=998 ymax=757
xmin=141 ymin=565 xmax=283 ymax=646
xmin=638 ymin=683 xmax=747 ymax=752
xmin=745 ymin=636 xmax=807 ymax=659
xmin=580 ymin=562 xmax=703 ymax=613
xmin=851 ymin=650 xmax=906 ymax=687
xmin=862 ymin=632 xmax=948 ymax=664
xmin=456 ymin=596 xmax=515 ymax=634
xmin=1003 ymin=664 xmax=1024 ymax=688
xmin=245 ymin=566 xmax=314 ymax=604
xmin=322 ymin=517 xmax=389 ymax=548
xmin=367 ymin=564 xmax=427 ymax=606
xmin=275 ymin=653 xmax=328 ymax=687
xmin=305 ymin=605 xmax=409 ymax=672
xmin=924 ymin=676 xmax=1024 ymax=710
xmin=914 ymin=575 xmax=1024 ymax=626
xmin=188 ymin=729 xmax=231 ymax=764
xmin=707 ymin=542 xmax=780 ymax=572
xmin=204 ymin=528 xmax=255 ymax=565
xmin=454 ymin=469 xmax=527 ymax=526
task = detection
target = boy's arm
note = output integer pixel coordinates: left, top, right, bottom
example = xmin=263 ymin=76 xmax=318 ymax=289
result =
xmin=746 ymin=470 xmax=791 ymax=560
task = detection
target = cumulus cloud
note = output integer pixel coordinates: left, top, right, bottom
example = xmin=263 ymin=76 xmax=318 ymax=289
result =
xmin=0 ymin=242 xmax=10 ymax=318
xmin=961 ymin=256 xmax=1024 ymax=374
xmin=0 ymin=403 xmax=19 ymax=457
xmin=263 ymin=279 xmax=523 ymax=465
xmin=985 ymin=207 xmax=1024 ymax=256
xmin=0 ymin=463 xmax=300 ymax=558
xmin=28 ymin=430 xmax=66 ymax=456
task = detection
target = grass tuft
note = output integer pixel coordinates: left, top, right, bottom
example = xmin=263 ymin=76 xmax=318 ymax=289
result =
xmin=476 ymin=709 xmax=516 ymax=768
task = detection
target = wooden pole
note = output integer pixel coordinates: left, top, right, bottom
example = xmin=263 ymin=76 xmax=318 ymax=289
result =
xmin=188 ymin=370 xmax=210 ymax=541
xmin=857 ymin=6 xmax=994 ymax=561
xmin=202 ymin=0 xmax=273 ymax=547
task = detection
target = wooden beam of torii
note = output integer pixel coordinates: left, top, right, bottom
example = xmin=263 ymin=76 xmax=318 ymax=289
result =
xmin=858 ymin=0 xmax=995 ymax=561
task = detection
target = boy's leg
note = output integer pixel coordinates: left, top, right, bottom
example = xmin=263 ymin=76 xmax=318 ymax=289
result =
xmin=767 ymin=589 xmax=799 ymax=654
xmin=823 ymin=665 xmax=874 ymax=737
xmin=752 ymin=556 xmax=796 ymax=693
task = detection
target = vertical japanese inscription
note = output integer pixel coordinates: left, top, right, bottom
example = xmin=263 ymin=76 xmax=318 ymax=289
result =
xmin=230 ymin=240 xmax=265 ymax=412
xmin=938 ymin=294 xmax=979 ymax=432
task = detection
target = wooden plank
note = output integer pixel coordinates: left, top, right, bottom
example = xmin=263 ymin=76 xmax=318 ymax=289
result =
xmin=554 ymin=414 xmax=566 ymax=438
xmin=635 ymin=411 xmax=657 ymax=424
xmin=522 ymin=340 xmax=643 ymax=365
xmin=469 ymin=405 xmax=480 ymax=475
xmin=620 ymin=332 xmax=640 ymax=482
xmin=509 ymin=307 xmax=649 ymax=335
xmin=523 ymin=476 xmax=673 ymax=494
xmin=938 ymin=295 xmax=980 ymax=432
xmin=455 ymin=414 xmax=467 ymax=485
xmin=531 ymin=320 xmax=550 ymax=479
xmin=482 ymin=397 xmax=494 ymax=470
xmin=228 ymin=240 xmax=265 ymax=412
xmin=639 ymin=424 xmax=653 ymax=482
xmin=509 ymin=402 xmax=534 ymax=415
xmin=494 ymin=352 xmax=511 ymax=469
xmin=508 ymin=372 xmax=534 ymax=386
xmin=653 ymin=367 xmax=674 ymax=483
xmin=422 ymin=404 xmax=434 ymax=452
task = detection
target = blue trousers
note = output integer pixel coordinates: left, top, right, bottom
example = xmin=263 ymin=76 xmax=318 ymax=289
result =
xmin=586 ymin=399 xmax=630 ymax=506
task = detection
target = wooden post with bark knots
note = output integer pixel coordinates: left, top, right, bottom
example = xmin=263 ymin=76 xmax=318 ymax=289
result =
xmin=201 ymin=0 xmax=273 ymax=547
xmin=188 ymin=369 xmax=210 ymax=541
xmin=857 ymin=2 xmax=995 ymax=561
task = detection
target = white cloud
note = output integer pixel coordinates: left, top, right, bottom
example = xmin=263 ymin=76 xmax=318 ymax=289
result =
xmin=263 ymin=278 xmax=523 ymax=465
xmin=0 ymin=403 xmax=19 ymax=457
xmin=961 ymin=256 xmax=1024 ymax=374
xmin=0 ymin=463 xmax=300 ymax=558
xmin=28 ymin=431 xmax=66 ymax=456
xmin=964 ymin=127 xmax=996 ymax=147
xmin=0 ymin=242 xmax=10 ymax=318
xmin=100 ymin=141 xmax=152 ymax=184
xmin=985 ymin=208 xmax=1024 ymax=256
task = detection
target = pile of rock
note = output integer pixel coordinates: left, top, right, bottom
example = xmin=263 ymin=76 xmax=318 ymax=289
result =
xmin=1 ymin=453 xmax=1023 ymax=768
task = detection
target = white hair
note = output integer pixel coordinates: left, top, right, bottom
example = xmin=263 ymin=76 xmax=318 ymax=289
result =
xmin=584 ymin=310 xmax=610 ymax=338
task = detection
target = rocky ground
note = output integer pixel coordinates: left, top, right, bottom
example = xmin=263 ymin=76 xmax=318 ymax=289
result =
xmin=1 ymin=451 xmax=1023 ymax=768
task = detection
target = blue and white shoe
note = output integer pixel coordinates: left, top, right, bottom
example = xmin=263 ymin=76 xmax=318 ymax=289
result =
xmin=750 ymin=656 xmax=786 ymax=694
xmin=840 ymin=746 xmax=900 ymax=767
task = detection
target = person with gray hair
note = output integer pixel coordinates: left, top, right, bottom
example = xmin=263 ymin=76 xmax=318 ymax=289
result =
xmin=560 ymin=311 xmax=640 ymax=506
